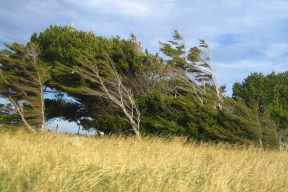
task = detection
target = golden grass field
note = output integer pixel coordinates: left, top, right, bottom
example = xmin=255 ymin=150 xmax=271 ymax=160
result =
xmin=1 ymin=130 xmax=288 ymax=192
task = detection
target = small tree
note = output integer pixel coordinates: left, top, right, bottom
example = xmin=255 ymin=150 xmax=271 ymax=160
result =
xmin=0 ymin=42 xmax=50 ymax=132
xmin=159 ymin=30 xmax=224 ymax=106
xmin=159 ymin=29 xmax=187 ymax=69
xmin=188 ymin=40 xmax=225 ymax=106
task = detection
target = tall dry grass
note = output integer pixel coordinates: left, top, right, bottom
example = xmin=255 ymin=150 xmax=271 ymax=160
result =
xmin=0 ymin=130 xmax=288 ymax=192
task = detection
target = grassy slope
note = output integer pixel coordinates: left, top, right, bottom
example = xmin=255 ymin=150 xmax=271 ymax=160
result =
xmin=0 ymin=130 xmax=288 ymax=192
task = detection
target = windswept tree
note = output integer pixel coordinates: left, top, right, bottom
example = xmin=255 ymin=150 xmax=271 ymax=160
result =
xmin=188 ymin=40 xmax=225 ymax=103
xmin=0 ymin=42 xmax=50 ymax=132
xmin=158 ymin=30 xmax=203 ymax=102
xmin=159 ymin=29 xmax=187 ymax=69
xmin=31 ymin=25 xmax=162 ymax=137
xmin=159 ymin=30 xmax=224 ymax=106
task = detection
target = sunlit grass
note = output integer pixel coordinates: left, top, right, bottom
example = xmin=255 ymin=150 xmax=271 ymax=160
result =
xmin=1 ymin=130 xmax=288 ymax=191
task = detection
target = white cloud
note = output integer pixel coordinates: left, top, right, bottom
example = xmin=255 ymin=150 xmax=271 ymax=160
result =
xmin=78 ymin=0 xmax=173 ymax=19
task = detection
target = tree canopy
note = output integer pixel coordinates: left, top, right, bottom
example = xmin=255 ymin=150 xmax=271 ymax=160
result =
xmin=233 ymin=72 xmax=288 ymax=149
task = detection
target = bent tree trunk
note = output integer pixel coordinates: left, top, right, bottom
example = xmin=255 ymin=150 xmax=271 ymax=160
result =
xmin=9 ymin=95 xmax=36 ymax=133
xmin=123 ymin=108 xmax=141 ymax=140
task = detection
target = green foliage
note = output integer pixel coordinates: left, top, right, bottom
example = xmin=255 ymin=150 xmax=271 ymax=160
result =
xmin=137 ymin=90 xmax=262 ymax=145
xmin=0 ymin=111 xmax=21 ymax=126
xmin=45 ymin=98 xmax=88 ymax=122
xmin=232 ymin=72 xmax=288 ymax=147
xmin=0 ymin=42 xmax=49 ymax=131
xmin=90 ymin=114 xmax=129 ymax=135
xmin=159 ymin=30 xmax=223 ymax=107
xmin=233 ymin=72 xmax=265 ymax=108
xmin=31 ymin=25 xmax=149 ymax=86
xmin=159 ymin=29 xmax=186 ymax=68
xmin=138 ymin=91 xmax=186 ymax=136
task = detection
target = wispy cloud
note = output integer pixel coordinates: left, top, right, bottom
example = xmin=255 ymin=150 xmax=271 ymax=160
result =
xmin=77 ymin=0 xmax=173 ymax=19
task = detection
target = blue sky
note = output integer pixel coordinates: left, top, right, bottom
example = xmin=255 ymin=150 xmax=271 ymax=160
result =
xmin=1 ymin=0 xmax=288 ymax=130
